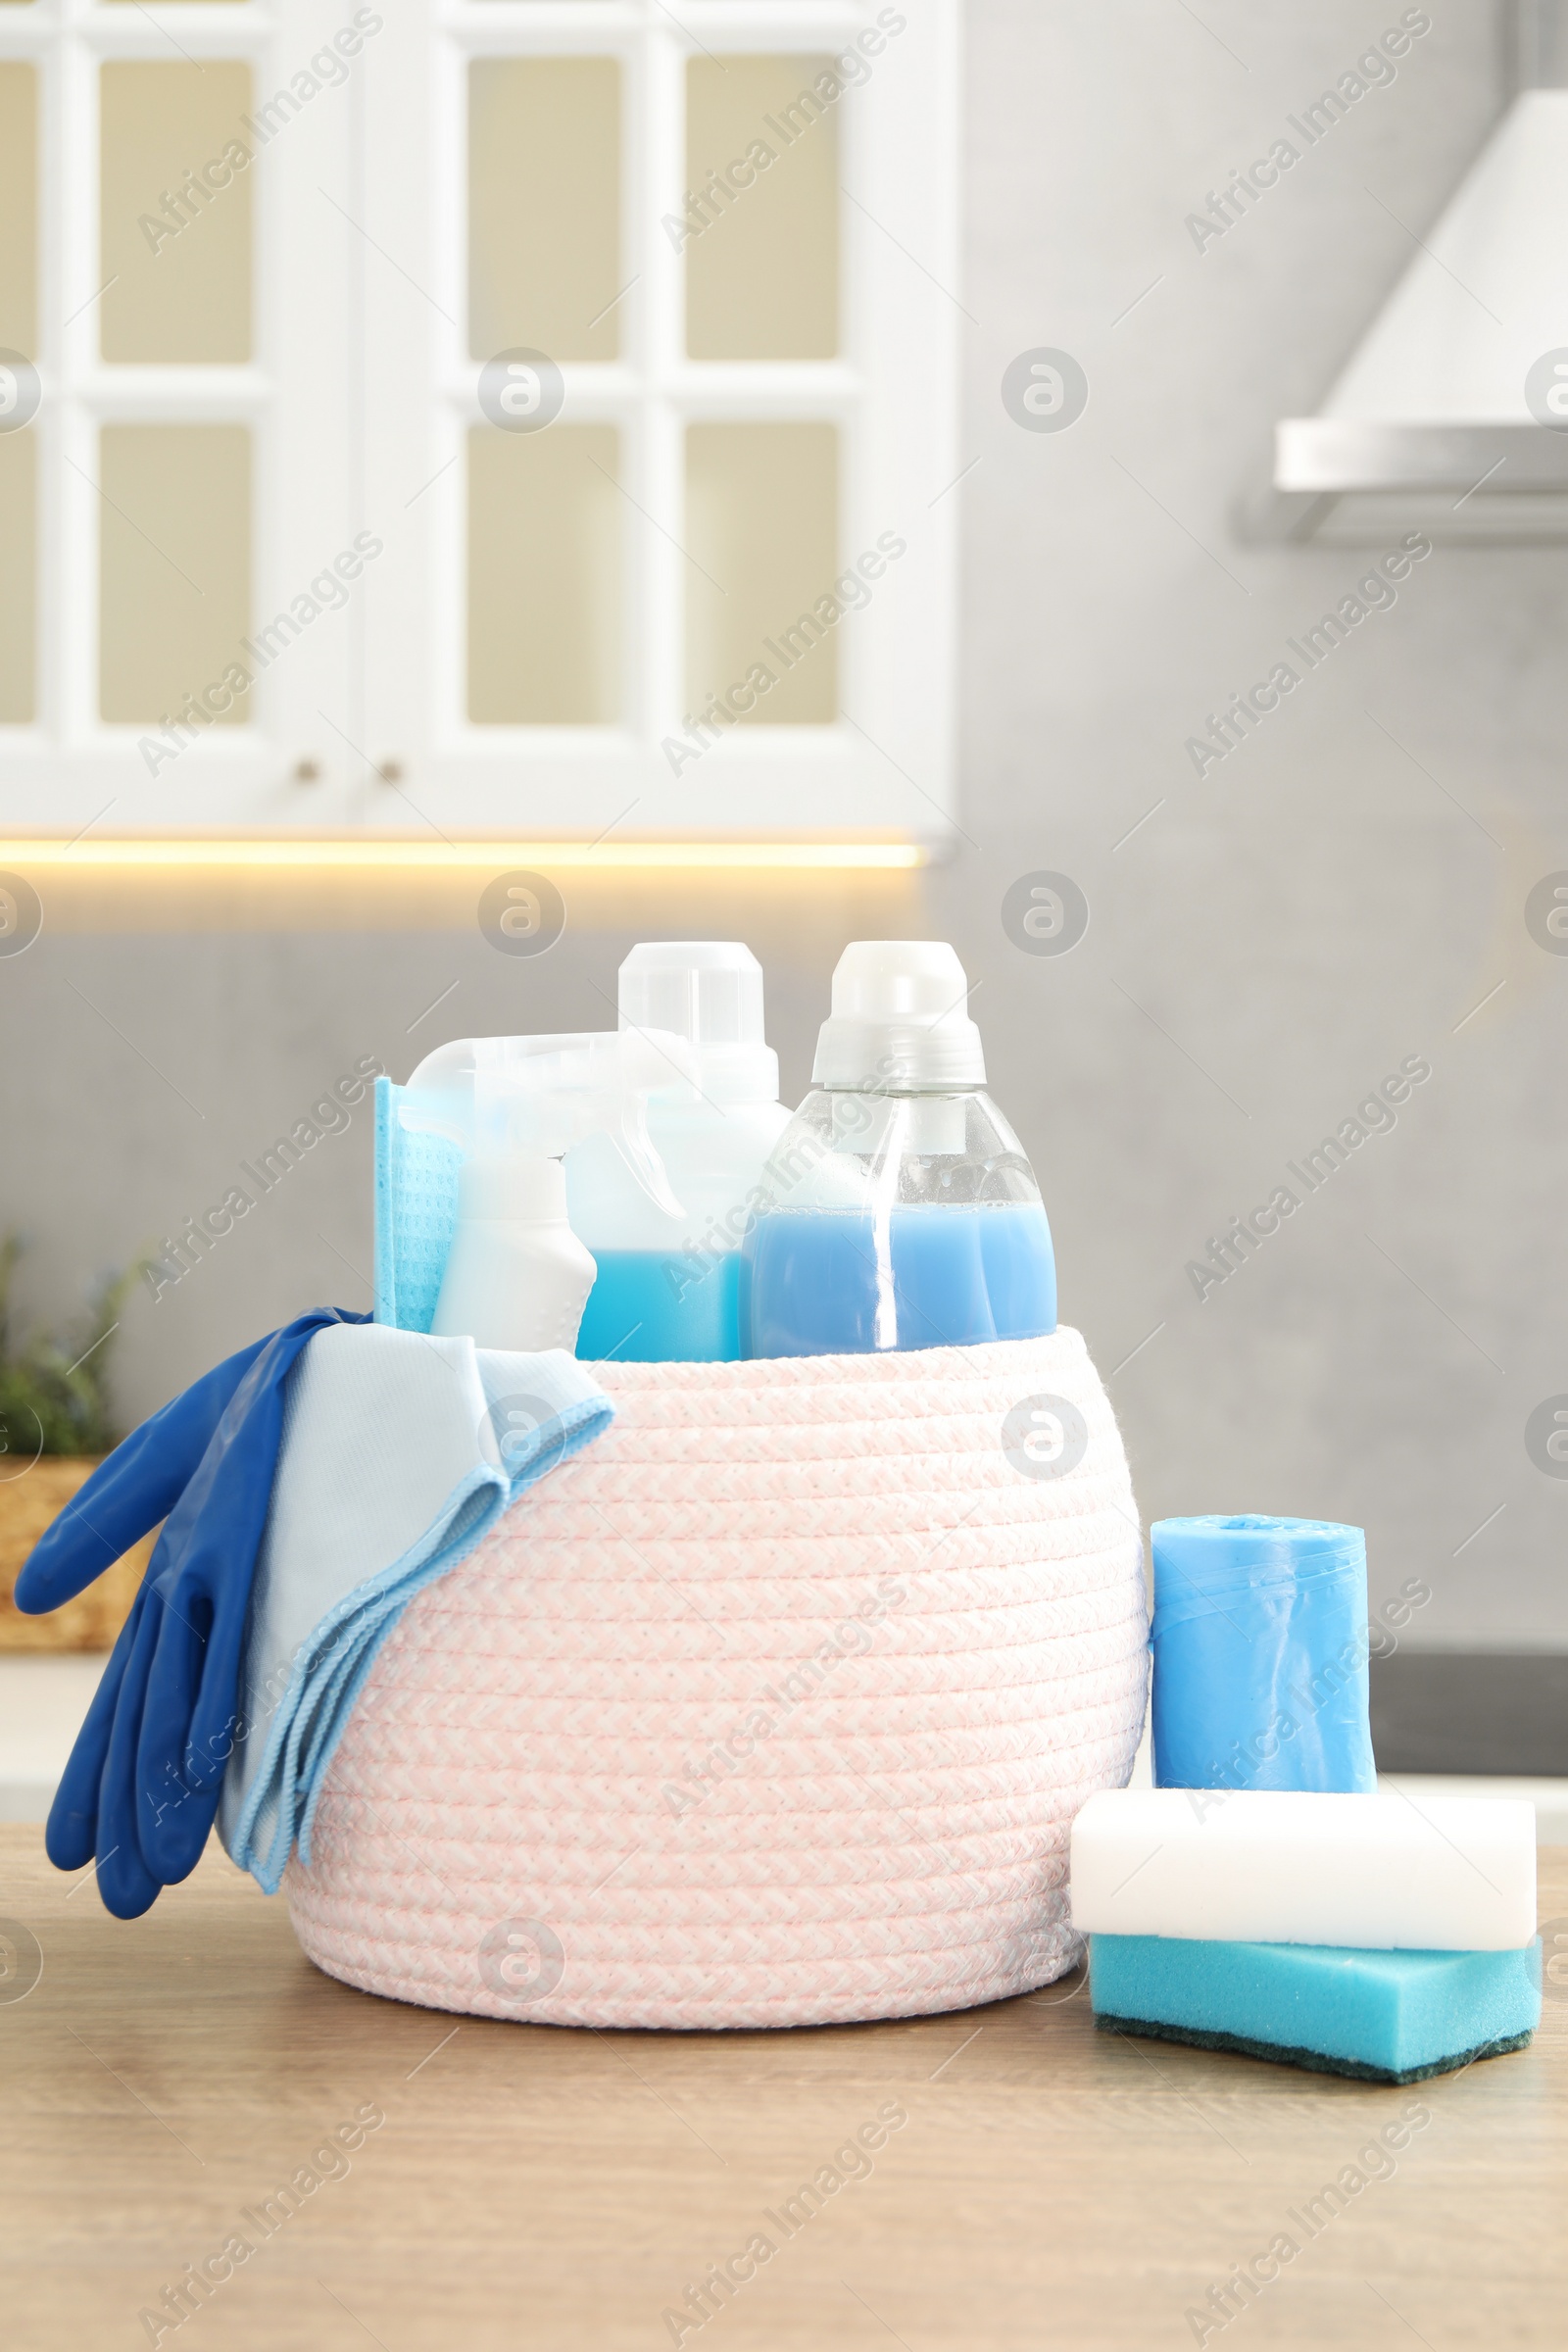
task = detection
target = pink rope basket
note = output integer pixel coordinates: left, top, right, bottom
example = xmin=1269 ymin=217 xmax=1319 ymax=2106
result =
xmin=285 ymin=1329 xmax=1149 ymax=2030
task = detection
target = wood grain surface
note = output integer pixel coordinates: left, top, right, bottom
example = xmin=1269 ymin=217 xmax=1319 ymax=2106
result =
xmin=1 ymin=1826 xmax=1563 ymax=2351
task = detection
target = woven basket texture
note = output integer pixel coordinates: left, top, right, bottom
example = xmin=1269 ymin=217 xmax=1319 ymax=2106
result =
xmin=285 ymin=1329 xmax=1149 ymax=2030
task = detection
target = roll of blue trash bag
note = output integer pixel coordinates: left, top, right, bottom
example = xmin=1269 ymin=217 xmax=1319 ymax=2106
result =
xmin=1151 ymin=1515 xmax=1377 ymax=1794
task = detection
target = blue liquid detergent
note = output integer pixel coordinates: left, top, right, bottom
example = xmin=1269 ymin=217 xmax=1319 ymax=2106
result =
xmin=575 ymin=1249 xmax=744 ymax=1364
xmin=745 ymin=1202 xmax=1056 ymax=1357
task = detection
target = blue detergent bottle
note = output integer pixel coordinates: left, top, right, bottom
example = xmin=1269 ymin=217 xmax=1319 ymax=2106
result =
xmin=568 ymin=943 xmax=790 ymax=1362
xmin=744 ymin=941 xmax=1056 ymax=1356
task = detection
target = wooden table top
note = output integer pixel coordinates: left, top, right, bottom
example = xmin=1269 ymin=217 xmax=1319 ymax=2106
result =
xmin=2 ymin=1825 xmax=1564 ymax=2351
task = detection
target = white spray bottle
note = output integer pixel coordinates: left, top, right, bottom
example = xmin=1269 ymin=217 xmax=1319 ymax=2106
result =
xmin=399 ymin=1030 xmax=696 ymax=1354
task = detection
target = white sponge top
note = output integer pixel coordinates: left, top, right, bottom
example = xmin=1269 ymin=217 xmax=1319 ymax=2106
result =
xmin=1070 ymin=1787 xmax=1538 ymax=1951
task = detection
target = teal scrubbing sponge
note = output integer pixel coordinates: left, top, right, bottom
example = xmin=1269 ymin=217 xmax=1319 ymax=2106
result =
xmin=1090 ymin=1934 xmax=1542 ymax=2083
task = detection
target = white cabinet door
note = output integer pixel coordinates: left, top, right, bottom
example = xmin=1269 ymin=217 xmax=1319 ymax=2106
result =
xmin=0 ymin=0 xmax=958 ymax=850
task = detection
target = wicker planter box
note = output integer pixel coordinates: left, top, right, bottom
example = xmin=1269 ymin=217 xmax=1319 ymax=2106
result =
xmin=0 ymin=1459 xmax=151 ymax=1651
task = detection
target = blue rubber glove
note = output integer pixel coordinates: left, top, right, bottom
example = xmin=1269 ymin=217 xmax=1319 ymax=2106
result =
xmin=16 ymin=1309 xmax=367 ymax=1916
xmin=16 ymin=1329 xmax=283 ymax=1882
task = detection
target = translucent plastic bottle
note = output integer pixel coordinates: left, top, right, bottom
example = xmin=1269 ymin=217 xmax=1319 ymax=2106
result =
xmin=569 ymin=943 xmax=790 ymax=1362
xmin=743 ymin=941 xmax=1056 ymax=1356
xmin=398 ymin=1029 xmax=695 ymax=1353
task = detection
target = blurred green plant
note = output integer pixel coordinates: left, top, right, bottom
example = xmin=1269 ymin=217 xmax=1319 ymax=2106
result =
xmin=0 ymin=1232 xmax=143 ymax=1459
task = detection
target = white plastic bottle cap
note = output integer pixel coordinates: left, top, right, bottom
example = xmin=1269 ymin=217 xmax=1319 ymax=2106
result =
xmin=810 ymin=941 xmax=986 ymax=1091
xmin=618 ymin=942 xmax=779 ymax=1104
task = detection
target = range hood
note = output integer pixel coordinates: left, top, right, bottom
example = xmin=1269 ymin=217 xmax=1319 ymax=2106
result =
xmin=1269 ymin=29 xmax=1568 ymax=544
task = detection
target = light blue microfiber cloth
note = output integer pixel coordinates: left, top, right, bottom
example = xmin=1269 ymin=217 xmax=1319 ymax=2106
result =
xmin=219 ymin=1321 xmax=612 ymax=1893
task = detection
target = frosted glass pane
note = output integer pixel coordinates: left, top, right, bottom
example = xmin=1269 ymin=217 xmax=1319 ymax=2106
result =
xmin=100 ymin=64 xmax=252 ymax=364
xmin=686 ymin=423 xmax=837 ymax=726
xmin=469 ymin=61 xmax=620 ymax=364
xmin=99 ymin=426 xmax=251 ymax=726
xmin=467 ymin=426 xmax=620 ymax=724
xmin=685 ymin=57 xmax=838 ymax=361
xmin=0 ymin=434 xmax=33 ymax=722
xmin=0 ymin=65 xmax=35 ymax=355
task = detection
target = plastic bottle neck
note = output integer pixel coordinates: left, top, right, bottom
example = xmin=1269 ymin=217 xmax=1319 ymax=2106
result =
xmin=817 ymin=1081 xmax=983 ymax=1101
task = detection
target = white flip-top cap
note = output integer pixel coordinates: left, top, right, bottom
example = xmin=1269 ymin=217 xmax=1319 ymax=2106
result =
xmin=811 ymin=941 xmax=986 ymax=1091
xmin=618 ymin=942 xmax=778 ymax=1103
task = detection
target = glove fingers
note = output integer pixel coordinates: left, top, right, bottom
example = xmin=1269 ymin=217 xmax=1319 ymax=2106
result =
xmin=43 ymin=1592 xmax=146 ymax=1872
xmin=167 ymin=1332 xmax=304 ymax=1803
xmin=94 ymin=1833 xmax=162 ymax=1920
xmin=136 ymin=1593 xmax=212 ymax=1882
xmin=183 ymin=1574 xmax=263 ymax=1798
xmin=141 ymin=1780 xmax=220 ymax=1889
xmin=95 ymin=1600 xmax=166 ymax=1919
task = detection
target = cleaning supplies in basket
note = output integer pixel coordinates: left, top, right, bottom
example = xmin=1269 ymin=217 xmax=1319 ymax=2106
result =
xmin=376 ymin=942 xmax=792 ymax=1361
xmin=571 ymin=942 xmax=790 ymax=1362
xmin=745 ymin=941 xmax=1056 ymax=1355
xmin=398 ymin=1029 xmax=696 ymax=1353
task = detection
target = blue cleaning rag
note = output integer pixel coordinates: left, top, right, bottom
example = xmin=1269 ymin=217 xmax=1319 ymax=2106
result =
xmin=15 ymin=1308 xmax=368 ymax=1918
xmin=219 ymin=1321 xmax=612 ymax=1894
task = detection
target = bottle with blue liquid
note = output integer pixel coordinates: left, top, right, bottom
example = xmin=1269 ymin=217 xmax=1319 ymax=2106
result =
xmin=569 ymin=943 xmax=790 ymax=1362
xmin=744 ymin=941 xmax=1056 ymax=1356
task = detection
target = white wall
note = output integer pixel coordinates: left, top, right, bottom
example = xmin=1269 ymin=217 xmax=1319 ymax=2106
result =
xmin=936 ymin=0 xmax=1565 ymax=1646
